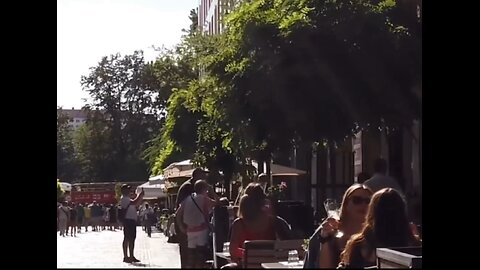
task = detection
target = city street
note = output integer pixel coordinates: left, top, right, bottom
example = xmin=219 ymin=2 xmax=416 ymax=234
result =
xmin=57 ymin=227 xmax=180 ymax=268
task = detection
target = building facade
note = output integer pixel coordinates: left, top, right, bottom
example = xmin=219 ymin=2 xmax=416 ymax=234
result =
xmin=60 ymin=108 xmax=87 ymax=131
xmin=198 ymin=0 xmax=240 ymax=35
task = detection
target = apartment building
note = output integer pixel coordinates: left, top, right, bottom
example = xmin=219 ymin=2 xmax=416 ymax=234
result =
xmin=198 ymin=0 xmax=241 ymax=35
xmin=60 ymin=108 xmax=87 ymax=131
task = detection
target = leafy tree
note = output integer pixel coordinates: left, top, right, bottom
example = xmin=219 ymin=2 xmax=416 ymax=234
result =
xmin=57 ymin=108 xmax=78 ymax=181
xmin=204 ymin=0 xmax=422 ymax=155
xmin=149 ymin=1 xmax=421 ymax=192
xmin=79 ymin=52 xmax=162 ymax=182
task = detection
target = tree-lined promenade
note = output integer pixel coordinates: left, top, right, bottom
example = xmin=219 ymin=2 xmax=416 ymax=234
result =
xmin=57 ymin=0 xmax=421 ymax=188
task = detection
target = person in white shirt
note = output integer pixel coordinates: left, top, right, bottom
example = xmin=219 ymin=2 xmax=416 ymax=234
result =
xmin=176 ymin=180 xmax=219 ymax=268
xmin=120 ymin=184 xmax=144 ymax=263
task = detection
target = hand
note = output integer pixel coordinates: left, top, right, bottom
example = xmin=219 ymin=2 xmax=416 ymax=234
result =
xmin=410 ymin=222 xmax=420 ymax=238
xmin=320 ymin=217 xmax=340 ymax=238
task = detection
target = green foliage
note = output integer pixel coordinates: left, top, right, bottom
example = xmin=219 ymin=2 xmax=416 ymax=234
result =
xmin=57 ymin=179 xmax=64 ymax=201
xmin=115 ymin=183 xmax=122 ymax=202
xmin=267 ymin=182 xmax=288 ymax=200
xmin=148 ymin=1 xmax=421 ymax=191
xmin=208 ymin=0 xmax=421 ymax=151
xmin=57 ymin=108 xmax=78 ymax=181
xmin=78 ymin=51 xmax=163 ymax=182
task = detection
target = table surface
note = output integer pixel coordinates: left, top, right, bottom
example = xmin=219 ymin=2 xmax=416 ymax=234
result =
xmin=215 ymin=252 xmax=231 ymax=260
xmin=261 ymin=261 xmax=304 ymax=269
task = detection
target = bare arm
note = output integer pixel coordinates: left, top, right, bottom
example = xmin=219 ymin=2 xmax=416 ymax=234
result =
xmin=229 ymin=219 xmax=244 ymax=262
xmin=131 ymin=189 xmax=145 ymax=205
xmin=318 ymin=241 xmax=337 ymax=268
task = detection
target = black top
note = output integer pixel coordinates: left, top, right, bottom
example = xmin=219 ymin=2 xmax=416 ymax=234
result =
xmin=176 ymin=178 xmax=194 ymax=208
xmin=69 ymin=208 xmax=77 ymax=221
xmin=109 ymin=206 xmax=117 ymax=222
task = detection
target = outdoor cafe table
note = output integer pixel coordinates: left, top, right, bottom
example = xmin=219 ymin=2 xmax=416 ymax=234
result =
xmin=261 ymin=261 xmax=304 ymax=269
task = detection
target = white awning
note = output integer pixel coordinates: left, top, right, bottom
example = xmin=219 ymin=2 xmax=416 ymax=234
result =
xmin=271 ymin=164 xmax=307 ymax=176
xmin=59 ymin=182 xmax=72 ymax=192
xmin=136 ymin=182 xmax=167 ymax=199
xmin=148 ymin=175 xmax=165 ymax=185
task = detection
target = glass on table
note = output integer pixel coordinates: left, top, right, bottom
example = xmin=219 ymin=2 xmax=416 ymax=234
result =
xmin=288 ymin=250 xmax=300 ymax=265
xmin=223 ymin=242 xmax=230 ymax=253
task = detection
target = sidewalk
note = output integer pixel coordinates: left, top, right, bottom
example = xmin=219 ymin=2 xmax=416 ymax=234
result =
xmin=57 ymin=227 xmax=180 ymax=268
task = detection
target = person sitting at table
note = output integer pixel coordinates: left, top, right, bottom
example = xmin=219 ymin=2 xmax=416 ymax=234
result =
xmin=316 ymin=184 xmax=373 ymax=268
xmin=243 ymin=182 xmax=293 ymax=239
xmin=338 ymin=188 xmax=422 ymax=268
xmin=228 ymin=183 xmax=293 ymax=265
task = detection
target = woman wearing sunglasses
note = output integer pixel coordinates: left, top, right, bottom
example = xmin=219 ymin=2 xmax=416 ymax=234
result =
xmin=317 ymin=184 xmax=373 ymax=268
xmin=339 ymin=188 xmax=421 ymax=268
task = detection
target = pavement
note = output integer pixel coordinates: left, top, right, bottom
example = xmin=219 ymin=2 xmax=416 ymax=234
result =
xmin=57 ymin=227 xmax=181 ymax=268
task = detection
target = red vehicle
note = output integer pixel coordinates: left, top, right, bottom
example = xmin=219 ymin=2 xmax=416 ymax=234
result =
xmin=71 ymin=182 xmax=141 ymax=204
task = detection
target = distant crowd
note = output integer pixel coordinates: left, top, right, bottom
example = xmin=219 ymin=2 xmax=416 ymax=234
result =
xmin=56 ymin=201 xmax=164 ymax=237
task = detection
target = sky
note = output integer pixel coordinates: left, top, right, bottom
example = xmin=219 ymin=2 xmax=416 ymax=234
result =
xmin=57 ymin=0 xmax=198 ymax=109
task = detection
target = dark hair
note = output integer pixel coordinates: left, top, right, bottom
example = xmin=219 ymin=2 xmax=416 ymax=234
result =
xmin=341 ymin=188 xmax=420 ymax=265
xmin=192 ymin=168 xmax=207 ymax=180
xmin=373 ymin=158 xmax=387 ymax=174
xmin=194 ymin=180 xmax=209 ymax=194
xmin=219 ymin=197 xmax=230 ymax=206
xmin=244 ymin=182 xmax=266 ymax=201
xmin=238 ymin=195 xmax=261 ymax=222
xmin=121 ymin=186 xmax=130 ymax=195
xmin=258 ymin=173 xmax=268 ymax=183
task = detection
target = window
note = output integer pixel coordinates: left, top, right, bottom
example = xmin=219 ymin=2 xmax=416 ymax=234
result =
xmin=75 ymin=119 xmax=80 ymax=122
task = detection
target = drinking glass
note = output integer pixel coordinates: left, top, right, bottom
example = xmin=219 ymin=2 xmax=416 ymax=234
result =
xmin=288 ymin=250 xmax=299 ymax=265
xmin=323 ymin=199 xmax=344 ymax=238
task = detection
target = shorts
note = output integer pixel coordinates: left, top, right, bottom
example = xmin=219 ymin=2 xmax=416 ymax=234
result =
xmin=187 ymin=229 xmax=209 ymax=249
xmin=123 ymin=219 xmax=137 ymax=241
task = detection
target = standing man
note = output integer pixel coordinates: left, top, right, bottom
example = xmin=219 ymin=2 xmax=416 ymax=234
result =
xmin=175 ymin=168 xmax=208 ymax=268
xmin=84 ymin=204 xmax=91 ymax=232
xmin=176 ymin=180 xmax=219 ymax=268
xmin=257 ymin=173 xmax=270 ymax=193
xmin=120 ymin=184 xmax=144 ymax=263
xmin=364 ymin=158 xmax=405 ymax=197
xmin=58 ymin=201 xmax=70 ymax=237
xmin=76 ymin=203 xmax=85 ymax=233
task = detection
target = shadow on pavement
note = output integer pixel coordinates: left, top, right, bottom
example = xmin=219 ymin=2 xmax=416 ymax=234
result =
xmin=130 ymin=262 xmax=148 ymax=267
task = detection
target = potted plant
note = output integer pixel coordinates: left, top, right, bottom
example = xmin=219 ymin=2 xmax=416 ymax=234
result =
xmin=267 ymin=182 xmax=288 ymax=202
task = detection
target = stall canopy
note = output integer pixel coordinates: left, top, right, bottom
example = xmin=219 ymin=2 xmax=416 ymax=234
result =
xmin=148 ymin=174 xmax=164 ymax=185
xmin=271 ymin=164 xmax=307 ymax=176
xmin=136 ymin=181 xmax=167 ymax=199
xmin=59 ymin=182 xmax=72 ymax=192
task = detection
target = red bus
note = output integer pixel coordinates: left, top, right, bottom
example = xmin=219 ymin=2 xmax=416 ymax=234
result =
xmin=70 ymin=182 xmax=141 ymax=204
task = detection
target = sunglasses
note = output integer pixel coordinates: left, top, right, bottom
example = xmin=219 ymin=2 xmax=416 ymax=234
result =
xmin=351 ymin=196 xmax=371 ymax=205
